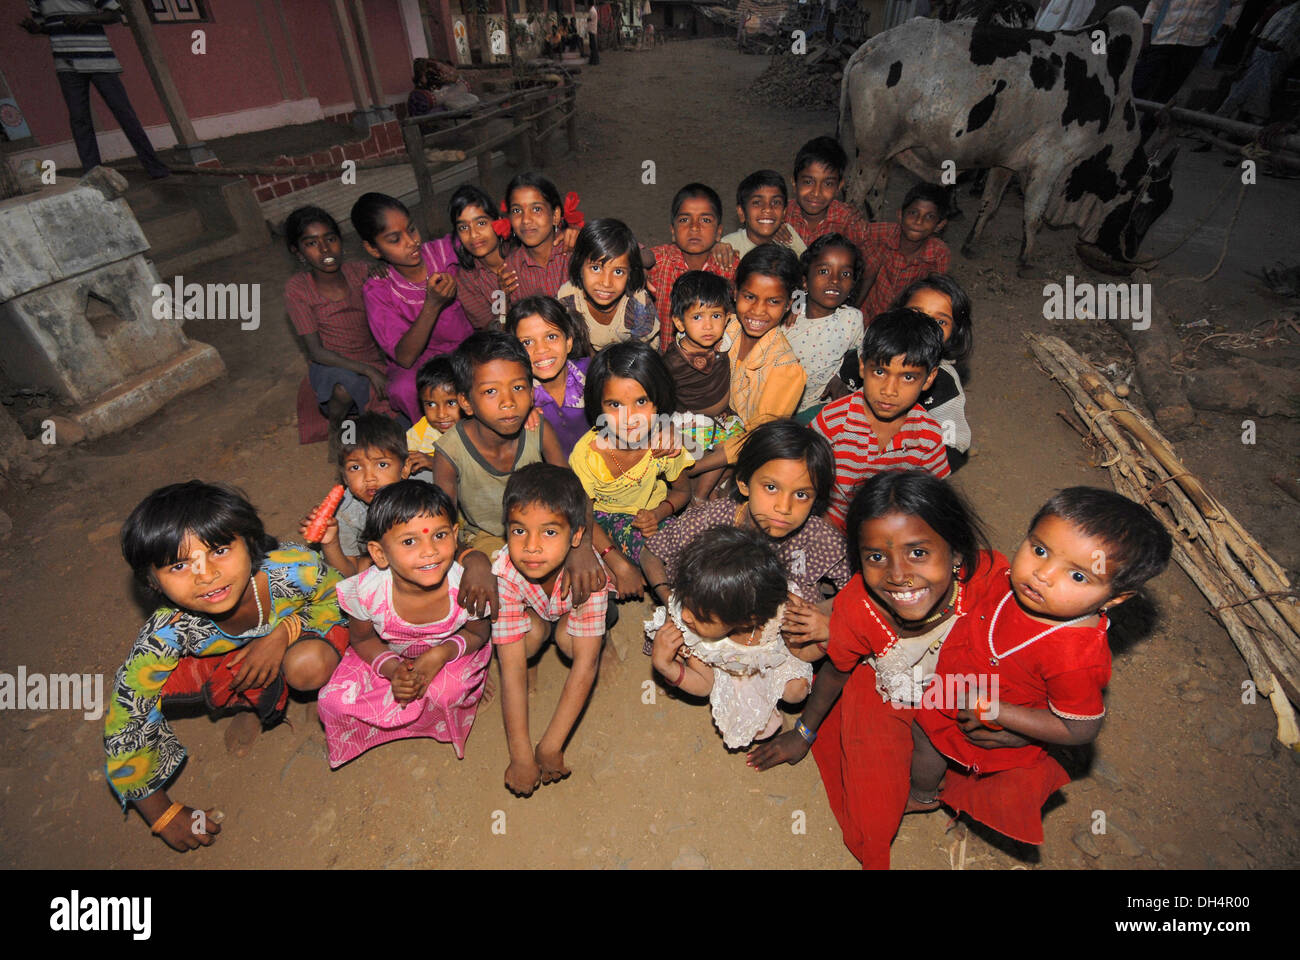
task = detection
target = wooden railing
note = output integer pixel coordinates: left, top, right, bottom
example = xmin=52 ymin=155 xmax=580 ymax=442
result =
xmin=401 ymin=74 xmax=580 ymax=228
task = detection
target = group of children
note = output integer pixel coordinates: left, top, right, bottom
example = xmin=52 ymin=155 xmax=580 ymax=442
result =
xmin=102 ymin=135 xmax=1174 ymax=868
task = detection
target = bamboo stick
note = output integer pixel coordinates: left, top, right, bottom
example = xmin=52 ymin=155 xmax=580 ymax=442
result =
xmin=1026 ymin=333 xmax=1300 ymax=748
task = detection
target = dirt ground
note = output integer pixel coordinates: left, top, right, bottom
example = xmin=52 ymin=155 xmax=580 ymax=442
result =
xmin=2 ymin=39 xmax=1298 ymax=871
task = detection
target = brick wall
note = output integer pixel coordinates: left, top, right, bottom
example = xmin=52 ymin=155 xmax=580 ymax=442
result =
xmin=245 ymin=117 xmax=407 ymax=205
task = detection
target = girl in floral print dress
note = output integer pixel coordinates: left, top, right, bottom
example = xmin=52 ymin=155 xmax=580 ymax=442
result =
xmin=107 ymin=482 xmax=348 ymax=852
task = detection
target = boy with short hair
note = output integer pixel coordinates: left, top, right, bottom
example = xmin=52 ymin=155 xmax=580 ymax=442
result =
xmin=405 ymin=356 xmax=462 ymax=475
xmin=432 ymin=331 xmax=606 ymax=603
xmin=859 ymin=183 xmax=950 ymax=322
xmin=812 ymin=308 xmax=950 ymax=529
xmin=648 ymin=183 xmax=738 ymax=351
xmin=785 ymin=136 xmax=872 ymax=259
xmin=305 ymin=412 xmax=408 ymax=575
xmin=722 ymin=170 xmax=808 ymax=260
xmin=664 ymin=271 xmax=743 ymax=500
xmin=494 ymin=463 xmax=612 ymax=796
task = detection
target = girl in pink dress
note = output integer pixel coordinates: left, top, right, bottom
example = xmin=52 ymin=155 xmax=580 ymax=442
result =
xmin=318 ymin=480 xmax=492 ymax=767
xmin=352 ymin=192 xmax=475 ymax=424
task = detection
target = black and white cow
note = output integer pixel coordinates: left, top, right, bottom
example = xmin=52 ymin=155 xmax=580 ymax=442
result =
xmin=838 ymin=7 xmax=1175 ymax=270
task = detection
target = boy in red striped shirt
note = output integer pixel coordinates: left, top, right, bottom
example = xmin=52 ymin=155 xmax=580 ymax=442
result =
xmin=812 ymin=308 xmax=950 ymax=529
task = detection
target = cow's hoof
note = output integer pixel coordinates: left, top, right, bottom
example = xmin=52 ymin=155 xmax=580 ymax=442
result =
xmin=1075 ymin=242 xmax=1138 ymax=277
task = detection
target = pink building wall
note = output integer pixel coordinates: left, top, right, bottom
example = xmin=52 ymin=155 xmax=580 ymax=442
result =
xmin=4 ymin=0 xmax=418 ymax=167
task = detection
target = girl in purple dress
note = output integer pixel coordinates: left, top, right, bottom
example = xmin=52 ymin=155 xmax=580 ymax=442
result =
xmin=352 ymin=192 xmax=475 ymax=424
xmin=505 ymin=295 xmax=592 ymax=458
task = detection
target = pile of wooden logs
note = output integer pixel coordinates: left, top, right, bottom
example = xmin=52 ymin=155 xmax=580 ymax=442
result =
xmin=1027 ymin=333 xmax=1300 ymax=750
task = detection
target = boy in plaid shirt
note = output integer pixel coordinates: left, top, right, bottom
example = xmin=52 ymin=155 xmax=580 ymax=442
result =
xmin=493 ymin=464 xmax=612 ymax=797
xmin=647 ymin=183 xmax=737 ymax=352
xmin=859 ymin=183 xmax=950 ymax=322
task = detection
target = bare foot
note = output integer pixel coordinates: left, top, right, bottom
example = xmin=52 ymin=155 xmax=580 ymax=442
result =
xmin=535 ymin=744 xmax=571 ymax=785
xmin=223 ymin=712 xmax=261 ymax=758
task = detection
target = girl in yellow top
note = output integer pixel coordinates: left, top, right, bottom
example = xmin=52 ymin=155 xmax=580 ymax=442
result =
xmin=569 ymin=342 xmax=694 ymax=571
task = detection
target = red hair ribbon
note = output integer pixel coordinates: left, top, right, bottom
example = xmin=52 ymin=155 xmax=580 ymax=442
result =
xmin=493 ymin=199 xmax=511 ymax=239
xmin=563 ymin=191 xmax=584 ymax=230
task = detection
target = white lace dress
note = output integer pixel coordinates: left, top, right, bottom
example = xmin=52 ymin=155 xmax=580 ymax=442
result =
xmin=645 ymin=597 xmax=814 ymax=749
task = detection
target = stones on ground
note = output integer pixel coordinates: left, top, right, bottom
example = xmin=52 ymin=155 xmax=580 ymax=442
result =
xmin=670 ymin=845 xmax=709 ymax=870
xmin=1105 ymin=820 xmax=1145 ymax=857
xmin=1072 ymin=830 xmax=1102 ymax=858
xmin=1244 ymin=729 xmax=1274 ymax=756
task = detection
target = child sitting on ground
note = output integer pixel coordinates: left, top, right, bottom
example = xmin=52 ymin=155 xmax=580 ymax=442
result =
xmin=692 ymin=245 xmax=808 ymax=478
xmin=494 ymin=464 xmax=613 ymax=796
xmin=859 ymin=182 xmax=950 ymax=322
xmin=722 ymin=170 xmax=808 ymax=259
xmin=432 ymin=330 xmax=606 ymax=602
xmin=502 ymin=172 xmax=580 ymax=300
xmin=649 ymin=527 xmax=813 ymax=749
xmin=317 ymin=481 xmax=492 ymax=767
xmin=908 ymin=487 xmax=1172 ymax=846
xmin=647 ymin=183 xmax=738 ymax=351
xmin=784 ymin=137 xmax=872 ymax=272
xmin=641 ymin=419 xmax=849 ymax=658
xmin=303 ymin=412 xmax=408 ymax=576
xmin=663 ymin=271 xmax=745 ymax=502
xmin=812 ymin=308 xmax=950 ymax=530
xmin=556 ymin=218 xmax=659 ymax=350
xmin=785 ymin=233 xmax=866 ymax=421
xmin=283 ymin=205 xmax=391 ymax=449
xmin=894 ymin=273 xmax=975 ymax=472
xmin=569 ymin=341 xmax=694 ymax=583
xmin=108 ymin=482 xmax=347 ymax=852
xmin=506 ymin=295 xmax=593 ymax=459
xmin=404 ymin=356 xmax=462 ymax=475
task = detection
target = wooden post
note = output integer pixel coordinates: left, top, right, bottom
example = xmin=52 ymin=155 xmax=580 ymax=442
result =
xmin=403 ymin=122 xmax=435 ymax=236
xmin=120 ymin=0 xmax=214 ymax=163
xmin=349 ymin=0 xmax=388 ymax=113
xmin=329 ymin=0 xmax=380 ymax=133
xmin=513 ymin=98 xmax=535 ymax=169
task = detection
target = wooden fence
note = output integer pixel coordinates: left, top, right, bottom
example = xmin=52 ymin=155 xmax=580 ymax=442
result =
xmin=401 ymin=74 xmax=580 ymax=230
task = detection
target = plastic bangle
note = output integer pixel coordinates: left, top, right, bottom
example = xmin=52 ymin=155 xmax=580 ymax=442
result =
xmin=598 ymin=544 xmax=616 ymax=560
xmin=673 ymin=660 xmax=686 ymax=687
xmin=794 ymin=719 xmax=817 ymax=744
xmin=371 ymin=651 xmax=401 ymax=680
xmin=448 ymin=635 xmax=467 ymax=659
xmin=279 ymin=615 xmax=303 ymax=646
xmin=150 ymin=801 xmax=185 ymax=835
xmin=815 ymin=641 xmax=828 ymax=654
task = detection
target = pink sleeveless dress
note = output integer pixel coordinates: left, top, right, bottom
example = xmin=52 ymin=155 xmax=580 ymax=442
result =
xmin=318 ymin=564 xmax=491 ymax=766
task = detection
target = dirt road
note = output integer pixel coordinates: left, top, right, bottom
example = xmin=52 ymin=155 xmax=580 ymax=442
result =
xmin=1 ymin=39 xmax=1296 ymax=870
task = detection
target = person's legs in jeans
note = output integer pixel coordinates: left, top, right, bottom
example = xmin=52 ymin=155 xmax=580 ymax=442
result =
xmin=90 ymin=72 xmax=170 ymax=178
xmin=56 ymin=71 xmax=103 ymax=172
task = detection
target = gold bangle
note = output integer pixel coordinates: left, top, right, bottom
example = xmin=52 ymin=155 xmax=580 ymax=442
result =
xmin=150 ymin=801 xmax=185 ymax=835
xmin=280 ymin=616 xmax=303 ymax=645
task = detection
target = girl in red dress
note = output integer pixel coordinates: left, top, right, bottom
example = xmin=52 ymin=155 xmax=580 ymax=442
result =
xmin=748 ymin=469 xmax=1006 ymax=868
xmin=908 ymin=487 xmax=1171 ymax=846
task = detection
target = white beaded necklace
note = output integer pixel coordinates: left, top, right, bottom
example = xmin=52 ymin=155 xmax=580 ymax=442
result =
xmin=986 ymin=590 xmax=1089 ymax=666
xmin=251 ymin=574 xmax=265 ymax=628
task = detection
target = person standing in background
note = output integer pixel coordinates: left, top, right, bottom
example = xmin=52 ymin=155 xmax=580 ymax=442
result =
xmin=587 ymin=4 xmax=601 ymax=63
xmin=19 ymin=0 xmax=170 ymax=179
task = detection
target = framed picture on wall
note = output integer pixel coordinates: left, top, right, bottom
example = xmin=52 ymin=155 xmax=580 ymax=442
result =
xmin=148 ymin=0 xmax=210 ymax=23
